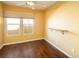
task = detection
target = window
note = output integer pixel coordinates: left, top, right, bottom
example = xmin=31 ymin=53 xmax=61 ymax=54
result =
xmin=5 ymin=18 xmax=34 ymax=35
xmin=23 ymin=19 xmax=34 ymax=34
xmin=6 ymin=18 xmax=20 ymax=35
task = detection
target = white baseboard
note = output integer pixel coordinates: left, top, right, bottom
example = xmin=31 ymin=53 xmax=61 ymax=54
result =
xmin=0 ymin=45 xmax=4 ymax=50
xmin=44 ymin=39 xmax=73 ymax=58
xmin=4 ymin=38 xmax=44 ymax=46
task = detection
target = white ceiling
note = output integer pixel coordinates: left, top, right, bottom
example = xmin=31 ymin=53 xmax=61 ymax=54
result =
xmin=3 ymin=1 xmax=56 ymax=10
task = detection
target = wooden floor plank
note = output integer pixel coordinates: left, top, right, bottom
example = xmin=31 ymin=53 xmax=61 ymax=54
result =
xmin=0 ymin=39 xmax=68 ymax=58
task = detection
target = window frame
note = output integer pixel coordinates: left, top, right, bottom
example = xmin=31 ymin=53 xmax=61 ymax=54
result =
xmin=4 ymin=17 xmax=34 ymax=36
xmin=23 ymin=18 xmax=34 ymax=35
xmin=5 ymin=17 xmax=21 ymax=36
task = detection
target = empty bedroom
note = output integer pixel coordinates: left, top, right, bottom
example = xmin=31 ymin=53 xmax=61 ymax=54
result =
xmin=0 ymin=0 xmax=79 ymax=58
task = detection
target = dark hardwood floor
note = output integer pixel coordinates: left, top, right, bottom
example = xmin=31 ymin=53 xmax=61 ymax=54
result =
xmin=0 ymin=39 xmax=68 ymax=58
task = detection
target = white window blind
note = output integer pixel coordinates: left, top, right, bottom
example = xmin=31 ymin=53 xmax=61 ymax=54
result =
xmin=6 ymin=18 xmax=20 ymax=35
xmin=23 ymin=19 xmax=34 ymax=34
xmin=4 ymin=11 xmax=34 ymax=35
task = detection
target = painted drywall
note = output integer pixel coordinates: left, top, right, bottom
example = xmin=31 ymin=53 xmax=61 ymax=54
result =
xmin=3 ymin=4 xmax=45 ymax=44
xmin=0 ymin=3 xmax=4 ymax=46
xmin=45 ymin=1 xmax=79 ymax=57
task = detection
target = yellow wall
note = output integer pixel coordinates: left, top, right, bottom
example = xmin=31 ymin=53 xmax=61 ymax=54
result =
xmin=2 ymin=1 xmax=79 ymax=57
xmin=0 ymin=3 xmax=4 ymax=46
xmin=45 ymin=1 xmax=79 ymax=57
xmin=3 ymin=4 xmax=45 ymax=44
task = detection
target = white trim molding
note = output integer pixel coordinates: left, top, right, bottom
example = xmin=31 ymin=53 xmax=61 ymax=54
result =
xmin=0 ymin=45 xmax=4 ymax=50
xmin=44 ymin=39 xmax=73 ymax=58
xmin=4 ymin=38 xmax=44 ymax=46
